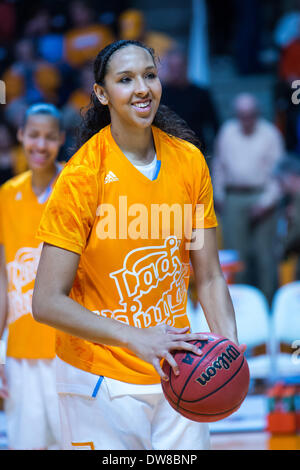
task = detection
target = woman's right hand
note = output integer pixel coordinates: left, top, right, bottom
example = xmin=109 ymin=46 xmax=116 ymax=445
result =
xmin=127 ymin=324 xmax=209 ymax=381
xmin=0 ymin=364 xmax=8 ymax=399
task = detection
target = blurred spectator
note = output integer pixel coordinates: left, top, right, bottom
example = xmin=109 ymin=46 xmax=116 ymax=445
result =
xmin=2 ymin=67 xmax=25 ymax=104
xmin=274 ymin=19 xmax=300 ymax=154
xmin=24 ymin=7 xmax=64 ymax=64
xmin=274 ymin=80 xmax=300 ymax=155
xmin=34 ymin=62 xmax=62 ymax=104
xmin=24 ymin=7 xmax=52 ymax=37
xmin=276 ymin=155 xmax=300 ymax=281
xmin=12 ymin=38 xmax=36 ymax=81
xmin=0 ymin=1 xmax=16 ymax=44
xmin=61 ymin=63 xmax=94 ymax=154
xmin=7 ymin=38 xmax=41 ymax=103
xmin=278 ymin=37 xmax=300 ymax=83
xmin=159 ymin=46 xmax=219 ymax=155
xmin=2 ymin=36 xmax=63 ymax=106
xmin=212 ymin=93 xmax=285 ymax=303
xmin=0 ymin=120 xmax=27 ymax=184
xmin=64 ymin=0 xmax=115 ymax=69
xmin=207 ymin=0 xmax=236 ymax=56
xmin=274 ymin=0 xmax=300 ymax=49
xmin=23 ymin=6 xmax=79 ymax=106
xmin=118 ymin=9 xmax=176 ymax=60
xmin=4 ymin=97 xmax=28 ymax=131
xmin=233 ymin=0 xmax=262 ymax=75
xmin=0 ymin=121 xmax=14 ymax=184
xmin=65 ymin=63 xmax=93 ymax=113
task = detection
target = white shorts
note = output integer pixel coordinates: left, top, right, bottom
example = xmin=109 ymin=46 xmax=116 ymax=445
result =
xmin=4 ymin=357 xmax=61 ymax=450
xmin=56 ymin=357 xmax=210 ymax=450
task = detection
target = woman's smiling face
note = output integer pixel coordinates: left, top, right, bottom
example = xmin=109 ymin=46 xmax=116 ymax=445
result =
xmin=94 ymin=45 xmax=162 ymax=131
xmin=18 ymin=114 xmax=64 ymax=172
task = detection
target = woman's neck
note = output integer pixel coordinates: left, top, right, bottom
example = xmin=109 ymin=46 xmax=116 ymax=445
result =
xmin=31 ymin=163 xmax=58 ymax=196
xmin=111 ymin=123 xmax=155 ymax=165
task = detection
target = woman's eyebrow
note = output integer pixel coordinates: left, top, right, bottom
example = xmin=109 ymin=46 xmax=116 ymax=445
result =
xmin=116 ymin=65 xmax=156 ymax=75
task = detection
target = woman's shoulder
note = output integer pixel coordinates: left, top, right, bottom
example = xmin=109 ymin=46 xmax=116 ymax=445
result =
xmin=0 ymin=170 xmax=32 ymax=196
xmin=154 ymin=126 xmax=206 ymax=167
xmin=154 ymin=126 xmax=201 ymax=153
xmin=63 ymin=129 xmax=109 ymax=174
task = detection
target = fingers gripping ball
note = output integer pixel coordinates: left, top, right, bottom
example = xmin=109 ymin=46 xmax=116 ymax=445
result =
xmin=161 ymin=333 xmax=250 ymax=422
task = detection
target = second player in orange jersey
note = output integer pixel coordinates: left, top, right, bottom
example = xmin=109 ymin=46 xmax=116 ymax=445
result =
xmin=0 ymin=103 xmax=65 ymax=449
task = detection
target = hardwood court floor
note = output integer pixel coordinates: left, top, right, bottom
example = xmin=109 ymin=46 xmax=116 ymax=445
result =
xmin=210 ymin=432 xmax=300 ymax=450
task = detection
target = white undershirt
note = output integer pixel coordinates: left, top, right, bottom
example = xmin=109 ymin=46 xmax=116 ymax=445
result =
xmin=133 ymin=154 xmax=157 ymax=180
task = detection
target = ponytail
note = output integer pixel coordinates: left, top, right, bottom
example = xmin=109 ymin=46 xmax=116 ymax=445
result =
xmin=76 ymin=91 xmax=110 ymax=149
xmin=153 ymin=104 xmax=201 ymax=150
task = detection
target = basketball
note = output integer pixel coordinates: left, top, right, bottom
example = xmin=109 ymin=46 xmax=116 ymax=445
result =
xmin=161 ymin=333 xmax=250 ymax=422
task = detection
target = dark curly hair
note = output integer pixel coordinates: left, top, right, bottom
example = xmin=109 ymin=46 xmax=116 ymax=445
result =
xmin=76 ymin=40 xmax=201 ymax=150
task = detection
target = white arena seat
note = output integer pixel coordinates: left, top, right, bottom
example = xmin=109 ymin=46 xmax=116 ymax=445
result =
xmin=270 ymin=281 xmax=300 ymax=379
xmin=186 ymin=284 xmax=272 ymax=380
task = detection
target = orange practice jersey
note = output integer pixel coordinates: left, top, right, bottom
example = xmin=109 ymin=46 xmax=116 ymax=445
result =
xmin=0 ymin=171 xmax=60 ymax=359
xmin=37 ymin=125 xmax=218 ymax=384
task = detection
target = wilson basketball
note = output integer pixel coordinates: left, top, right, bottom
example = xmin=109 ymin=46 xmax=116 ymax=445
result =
xmin=161 ymin=333 xmax=250 ymax=422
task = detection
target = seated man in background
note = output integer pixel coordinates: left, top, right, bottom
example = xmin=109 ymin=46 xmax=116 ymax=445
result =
xmin=212 ymin=93 xmax=285 ymax=304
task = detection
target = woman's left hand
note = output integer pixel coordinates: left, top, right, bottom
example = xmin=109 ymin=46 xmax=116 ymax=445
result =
xmin=238 ymin=343 xmax=247 ymax=355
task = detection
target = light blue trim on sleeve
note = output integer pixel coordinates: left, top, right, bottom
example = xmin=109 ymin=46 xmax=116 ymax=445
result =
xmin=92 ymin=376 xmax=104 ymax=398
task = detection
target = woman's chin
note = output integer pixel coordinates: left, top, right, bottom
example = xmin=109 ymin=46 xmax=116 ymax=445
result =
xmin=29 ymin=159 xmax=55 ymax=172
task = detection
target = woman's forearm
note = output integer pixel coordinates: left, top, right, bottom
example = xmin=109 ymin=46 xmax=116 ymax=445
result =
xmin=196 ymin=274 xmax=239 ymax=344
xmin=32 ymin=243 xmax=211 ymax=380
xmin=32 ymin=243 xmax=136 ymax=350
xmin=32 ymin=290 xmax=211 ymax=380
xmin=32 ymin=291 xmax=134 ymax=350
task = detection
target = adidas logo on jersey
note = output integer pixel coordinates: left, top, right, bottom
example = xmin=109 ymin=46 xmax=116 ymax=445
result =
xmin=104 ymin=171 xmax=119 ymax=184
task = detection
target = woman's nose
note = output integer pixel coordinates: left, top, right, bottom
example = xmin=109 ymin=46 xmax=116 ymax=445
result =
xmin=36 ymin=137 xmax=47 ymax=150
xmin=135 ymin=77 xmax=149 ymax=95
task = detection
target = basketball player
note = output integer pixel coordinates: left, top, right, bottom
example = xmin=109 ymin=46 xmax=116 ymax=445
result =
xmin=0 ymin=104 xmax=65 ymax=449
xmin=32 ymin=40 xmax=245 ymax=450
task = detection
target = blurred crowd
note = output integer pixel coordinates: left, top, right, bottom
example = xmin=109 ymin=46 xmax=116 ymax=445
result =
xmin=0 ymin=0 xmax=180 ymax=161
xmin=0 ymin=0 xmax=300 ymax=305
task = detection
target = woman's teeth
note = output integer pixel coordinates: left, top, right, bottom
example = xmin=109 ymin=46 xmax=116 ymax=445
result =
xmin=133 ymin=101 xmax=150 ymax=108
